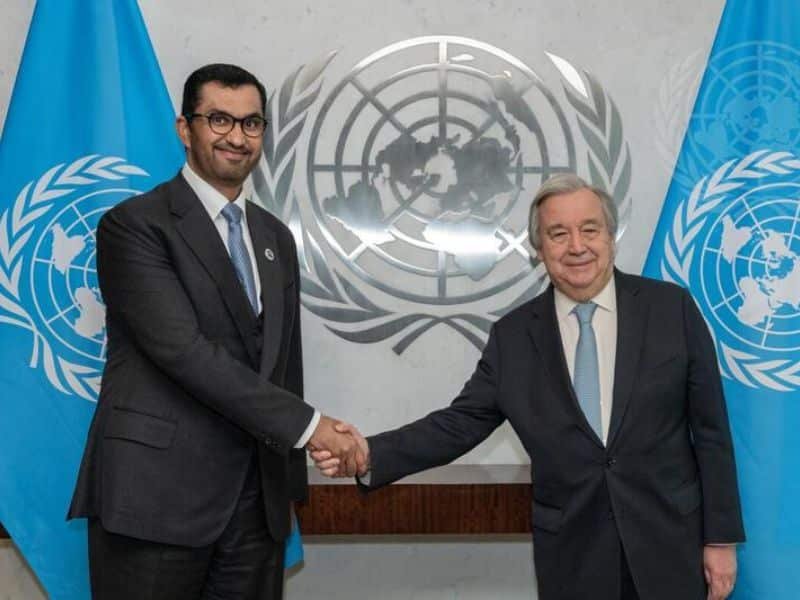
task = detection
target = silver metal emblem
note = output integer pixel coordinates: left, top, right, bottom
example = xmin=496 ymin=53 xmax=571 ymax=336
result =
xmin=264 ymin=248 xmax=275 ymax=261
xmin=306 ymin=37 xmax=576 ymax=306
xmin=255 ymin=36 xmax=632 ymax=353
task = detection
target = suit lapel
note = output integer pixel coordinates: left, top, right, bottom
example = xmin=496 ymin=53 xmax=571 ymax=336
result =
xmin=527 ymin=287 xmax=604 ymax=448
xmin=246 ymin=201 xmax=284 ymax=376
xmin=607 ymin=271 xmax=646 ymax=449
xmin=169 ymin=176 xmax=260 ymax=366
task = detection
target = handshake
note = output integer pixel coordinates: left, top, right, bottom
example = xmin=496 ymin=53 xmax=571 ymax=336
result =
xmin=306 ymin=415 xmax=370 ymax=478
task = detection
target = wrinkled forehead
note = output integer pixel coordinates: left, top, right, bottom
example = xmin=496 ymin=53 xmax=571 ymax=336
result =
xmin=537 ymin=188 xmax=607 ymax=225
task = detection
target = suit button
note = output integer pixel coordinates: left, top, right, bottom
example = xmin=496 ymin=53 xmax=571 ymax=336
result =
xmin=606 ymin=457 xmax=617 ymax=468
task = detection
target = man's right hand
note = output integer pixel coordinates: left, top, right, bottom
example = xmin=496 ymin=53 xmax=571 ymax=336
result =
xmin=309 ymin=421 xmax=369 ymax=478
xmin=306 ymin=416 xmax=367 ymax=477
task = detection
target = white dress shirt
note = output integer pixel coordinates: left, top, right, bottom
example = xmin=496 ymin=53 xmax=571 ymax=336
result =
xmin=181 ymin=163 xmax=320 ymax=448
xmin=181 ymin=164 xmax=263 ymax=314
xmin=553 ymin=275 xmax=617 ymax=445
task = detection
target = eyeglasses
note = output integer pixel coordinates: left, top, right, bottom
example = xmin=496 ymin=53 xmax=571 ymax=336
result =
xmin=186 ymin=111 xmax=267 ymax=138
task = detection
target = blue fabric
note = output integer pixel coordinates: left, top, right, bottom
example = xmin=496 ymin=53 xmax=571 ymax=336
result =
xmin=572 ymin=302 xmax=602 ymax=439
xmin=221 ymin=203 xmax=259 ymax=314
xmin=284 ymin=509 xmax=305 ymax=569
xmin=643 ymin=1 xmax=800 ymax=597
xmin=0 ymin=1 xmax=183 ymax=598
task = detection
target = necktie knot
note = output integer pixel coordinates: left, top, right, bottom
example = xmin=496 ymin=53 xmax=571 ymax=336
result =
xmin=573 ymin=302 xmax=597 ymax=325
xmin=221 ymin=202 xmax=243 ymax=225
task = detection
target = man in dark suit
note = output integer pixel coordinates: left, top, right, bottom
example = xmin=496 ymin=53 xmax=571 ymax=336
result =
xmin=313 ymin=174 xmax=745 ymax=600
xmin=68 ymin=64 xmax=358 ymax=600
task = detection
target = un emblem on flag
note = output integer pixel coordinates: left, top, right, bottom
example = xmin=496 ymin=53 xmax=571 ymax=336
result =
xmin=677 ymin=42 xmax=800 ymax=187
xmin=0 ymin=155 xmax=149 ymax=400
xmin=661 ymin=151 xmax=800 ymax=392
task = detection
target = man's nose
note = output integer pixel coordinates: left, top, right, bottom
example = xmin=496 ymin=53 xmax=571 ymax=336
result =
xmin=226 ymin=122 xmax=247 ymax=145
xmin=567 ymin=230 xmax=586 ymax=253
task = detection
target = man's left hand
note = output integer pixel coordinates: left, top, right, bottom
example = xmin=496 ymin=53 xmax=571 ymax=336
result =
xmin=704 ymin=545 xmax=737 ymax=600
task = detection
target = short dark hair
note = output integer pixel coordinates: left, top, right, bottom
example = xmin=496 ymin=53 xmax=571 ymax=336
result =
xmin=181 ymin=63 xmax=267 ymax=116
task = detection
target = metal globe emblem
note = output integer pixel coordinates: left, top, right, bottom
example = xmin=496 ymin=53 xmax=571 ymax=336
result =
xmin=306 ymin=36 xmax=577 ymax=305
xmin=257 ymin=37 xmax=631 ymax=352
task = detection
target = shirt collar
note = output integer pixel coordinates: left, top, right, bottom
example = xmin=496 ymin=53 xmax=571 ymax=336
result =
xmin=181 ymin=163 xmax=248 ymax=221
xmin=554 ymin=273 xmax=617 ymax=323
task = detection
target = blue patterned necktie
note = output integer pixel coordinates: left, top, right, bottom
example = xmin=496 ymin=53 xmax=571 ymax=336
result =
xmin=221 ymin=203 xmax=258 ymax=315
xmin=573 ymin=302 xmax=602 ymax=439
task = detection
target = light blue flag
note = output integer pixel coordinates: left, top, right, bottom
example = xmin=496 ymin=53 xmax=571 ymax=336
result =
xmin=284 ymin=509 xmax=304 ymax=569
xmin=0 ymin=1 xmax=183 ymax=597
xmin=643 ymin=1 xmax=800 ymax=598
xmin=0 ymin=3 xmax=305 ymax=592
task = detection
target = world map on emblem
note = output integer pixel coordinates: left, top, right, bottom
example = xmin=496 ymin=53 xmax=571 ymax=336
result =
xmin=307 ymin=36 xmax=576 ymax=305
xmin=30 ymin=190 xmax=131 ymax=363
xmin=701 ymin=184 xmax=800 ymax=352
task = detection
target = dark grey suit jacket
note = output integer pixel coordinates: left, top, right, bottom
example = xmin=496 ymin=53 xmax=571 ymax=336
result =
xmin=363 ymin=271 xmax=745 ymax=600
xmin=68 ymin=173 xmax=314 ymax=546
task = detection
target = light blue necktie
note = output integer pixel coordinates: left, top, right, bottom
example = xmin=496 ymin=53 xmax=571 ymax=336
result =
xmin=221 ymin=203 xmax=259 ymax=315
xmin=573 ymin=302 xmax=602 ymax=439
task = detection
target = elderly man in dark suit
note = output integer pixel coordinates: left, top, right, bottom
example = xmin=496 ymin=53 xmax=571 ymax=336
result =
xmin=68 ymin=64 xmax=358 ymax=600
xmin=313 ymin=173 xmax=745 ymax=600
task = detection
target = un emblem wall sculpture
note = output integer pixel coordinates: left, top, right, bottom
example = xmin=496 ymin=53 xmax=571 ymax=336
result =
xmin=255 ymin=36 xmax=632 ymax=354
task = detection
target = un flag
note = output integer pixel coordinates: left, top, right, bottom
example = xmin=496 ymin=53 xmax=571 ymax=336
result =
xmin=0 ymin=1 xmax=182 ymax=597
xmin=644 ymin=1 xmax=800 ymax=598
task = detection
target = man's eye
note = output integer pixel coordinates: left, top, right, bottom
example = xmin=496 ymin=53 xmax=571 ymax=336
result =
xmin=243 ymin=117 xmax=261 ymax=129
xmin=549 ymin=231 xmax=568 ymax=241
xmin=210 ymin=113 xmax=232 ymax=126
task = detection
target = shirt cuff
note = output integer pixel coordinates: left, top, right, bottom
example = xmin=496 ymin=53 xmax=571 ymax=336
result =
xmin=357 ymin=470 xmax=372 ymax=486
xmin=293 ymin=411 xmax=321 ymax=448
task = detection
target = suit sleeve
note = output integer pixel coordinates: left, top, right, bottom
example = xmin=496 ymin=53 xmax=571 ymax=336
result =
xmin=683 ymin=289 xmax=746 ymax=544
xmin=285 ymin=231 xmax=310 ymax=498
xmin=97 ymin=203 xmax=315 ymax=455
xmin=364 ymin=325 xmax=506 ymax=489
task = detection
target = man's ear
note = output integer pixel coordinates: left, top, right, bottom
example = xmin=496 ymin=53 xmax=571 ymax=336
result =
xmin=176 ymin=115 xmax=191 ymax=149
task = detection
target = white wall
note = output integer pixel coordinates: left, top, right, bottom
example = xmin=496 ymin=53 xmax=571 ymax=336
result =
xmin=0 ymin=1 xmax=725 ymax=598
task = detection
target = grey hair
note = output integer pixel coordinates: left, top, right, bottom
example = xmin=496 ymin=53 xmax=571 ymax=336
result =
xmin=528 ymin=173 xmax=618 ymax=249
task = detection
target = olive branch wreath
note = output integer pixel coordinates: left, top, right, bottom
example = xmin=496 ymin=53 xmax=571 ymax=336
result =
xmin=255 ymin=54 xmax=632 ymax=354
xmin=0 ymin=155 xmax=148 ymax=400
xmin=659 ymin=150 xmax=800 ymax=392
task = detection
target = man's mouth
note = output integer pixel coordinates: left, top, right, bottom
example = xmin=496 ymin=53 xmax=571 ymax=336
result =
xmin=565 ymin=259 xmax=594 ymax=268
xmin=215 ymin=146 xmax=249 ymax=160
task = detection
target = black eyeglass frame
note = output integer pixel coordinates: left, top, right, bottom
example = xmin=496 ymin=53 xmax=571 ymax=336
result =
xmin=185 ymin=111 xmax=267 ymax=138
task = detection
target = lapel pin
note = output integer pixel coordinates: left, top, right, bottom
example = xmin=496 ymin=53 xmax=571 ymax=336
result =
xmin=264 ymin=248 xmax=275 ymax=261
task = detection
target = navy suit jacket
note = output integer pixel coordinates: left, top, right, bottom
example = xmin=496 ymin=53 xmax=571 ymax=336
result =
xmin=68 ymin=173 xmax=313 ymax=546
xmin=364 ymin=271 xmax=745 ymax=600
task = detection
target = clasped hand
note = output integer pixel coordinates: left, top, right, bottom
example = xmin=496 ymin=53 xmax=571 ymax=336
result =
xmin=307 ymin=416 xmax=369 ymax=477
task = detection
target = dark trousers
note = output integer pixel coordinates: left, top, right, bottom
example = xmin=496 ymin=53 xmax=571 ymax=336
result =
xmin=88 ymin=463 xmax=284 ymax=600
